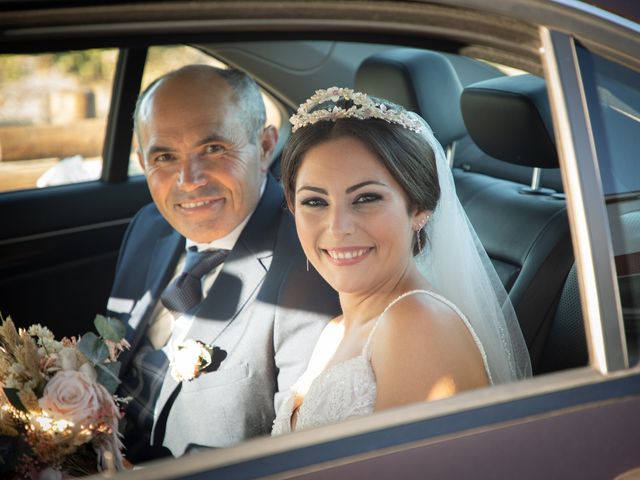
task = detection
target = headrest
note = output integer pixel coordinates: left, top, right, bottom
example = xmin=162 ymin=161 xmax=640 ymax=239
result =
xmin=355 ymin=49 xmax=466 ymax=146
xmin=461 ymin=74 xmax=558 ymax=168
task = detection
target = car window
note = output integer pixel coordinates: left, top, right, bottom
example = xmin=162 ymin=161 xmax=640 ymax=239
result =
xmin=128 ymin=45 xmax=283 ymax=177
xmin=0 ymin=49 xmax=118 ymax=192
xmin=577 ymin=46 xmax=640 ymax=365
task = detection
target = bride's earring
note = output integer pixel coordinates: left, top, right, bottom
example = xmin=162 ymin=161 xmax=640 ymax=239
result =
xmin=415 ymin=216 xmax=429 ymax=254
xmin=306 ymin=257 xmax=309 ymax=272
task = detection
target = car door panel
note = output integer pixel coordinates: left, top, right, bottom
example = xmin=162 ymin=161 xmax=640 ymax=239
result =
xmin=0 ymin=177 xmax=150 ymax=336
xmin=163 ymin=371 xmax=640 ymax=480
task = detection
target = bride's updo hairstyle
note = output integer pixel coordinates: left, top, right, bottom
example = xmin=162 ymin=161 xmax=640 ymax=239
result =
xmin=281 ymin=91 xmax=439 ymax=256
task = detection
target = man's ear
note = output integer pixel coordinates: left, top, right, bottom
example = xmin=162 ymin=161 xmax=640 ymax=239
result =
xmin=136 ymin=150 xmax=146 ymax=172
xmin=259 ymin=125 xmax=279 ymax=172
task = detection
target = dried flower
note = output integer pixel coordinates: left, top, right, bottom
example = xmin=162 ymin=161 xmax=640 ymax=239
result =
xmin=40 ymin=370 xmax=107 ymax=431
xmin=0 ymin=314 xmax=128 ymax=476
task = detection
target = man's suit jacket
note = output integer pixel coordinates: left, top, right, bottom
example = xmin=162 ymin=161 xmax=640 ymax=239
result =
xmin=107 ymin=175 xmax=339 ymax=457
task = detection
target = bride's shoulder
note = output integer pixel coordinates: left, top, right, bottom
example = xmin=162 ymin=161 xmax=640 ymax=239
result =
xmin=371 ymin=291 xmax=490 ymax=392
xmin=374 ymin=291 xmax=473 ymax=351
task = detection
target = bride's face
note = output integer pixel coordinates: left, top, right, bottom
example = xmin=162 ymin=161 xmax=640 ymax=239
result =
xmin=293 ymin=136 xmax=423 ymax=295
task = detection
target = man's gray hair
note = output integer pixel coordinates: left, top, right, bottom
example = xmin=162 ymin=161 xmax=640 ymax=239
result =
xmin=133 ymin=64 xmax=267 ymax=145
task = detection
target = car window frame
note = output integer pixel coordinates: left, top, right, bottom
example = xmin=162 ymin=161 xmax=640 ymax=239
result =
xmin=540 ymin=27 xmax=629 ymax=374
xmin=102 ymin=46 xmax=147 ymax=183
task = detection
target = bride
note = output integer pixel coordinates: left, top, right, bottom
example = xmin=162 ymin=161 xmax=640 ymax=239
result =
xmin=272 ymin=87 xmax=531 ymax=434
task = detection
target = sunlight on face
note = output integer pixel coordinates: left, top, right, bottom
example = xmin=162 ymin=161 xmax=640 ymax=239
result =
xmin=294 ymin=136 xmax=420 ymax=296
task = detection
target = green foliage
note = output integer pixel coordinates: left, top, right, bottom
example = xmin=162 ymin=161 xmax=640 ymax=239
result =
xmin=94 ymin=315 xmax=126 ymax=342
xmin=77 ymin=332 xmax=109 ymax=365
xmin=0 ymin=55 xmax=28 ymax=83
xmin=96 ymin=362 xmax=121 ymax=394
xmin=51 ymin=50 xmax=116 ymax=82
xmin=78 ymin=316 xmax=125 ymax=393
xmin=0 ymin=49 xmax=117 ymax=85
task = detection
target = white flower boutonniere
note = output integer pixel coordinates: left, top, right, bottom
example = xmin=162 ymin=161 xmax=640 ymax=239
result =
xmin=170 ymin=339 xmax=213 ymax=382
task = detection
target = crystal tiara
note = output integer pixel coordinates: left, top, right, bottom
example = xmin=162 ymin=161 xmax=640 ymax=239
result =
xmin=289 ymin=86 xmax=424 ymax=133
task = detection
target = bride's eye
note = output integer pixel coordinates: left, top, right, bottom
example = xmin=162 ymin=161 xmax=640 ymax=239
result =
xmin=300 ymin=197 xmax=328 ymax=208
xmin=353 ymin=193 xmax=382 ymax=204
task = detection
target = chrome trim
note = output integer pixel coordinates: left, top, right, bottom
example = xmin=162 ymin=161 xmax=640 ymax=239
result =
xmin=531 ymin=167 xmax=542 ymax=190
xmin=539 ymin=27 xmax=627 ymax=373
xmin=446 ymin=143 xmax=455 ymax=168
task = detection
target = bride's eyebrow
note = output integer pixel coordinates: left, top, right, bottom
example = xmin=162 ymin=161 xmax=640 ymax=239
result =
xmin=345 ymin=180 xmax=387 ymax=193
xmin=297 ymin=185 xmax=327 ymax=195
xmin=296 ymin=180 xmax=387 ymax=195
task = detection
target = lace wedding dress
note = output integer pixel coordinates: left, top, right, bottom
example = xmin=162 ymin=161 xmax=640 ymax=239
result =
xmin=271 ymin=289 xmax=492 ymax=435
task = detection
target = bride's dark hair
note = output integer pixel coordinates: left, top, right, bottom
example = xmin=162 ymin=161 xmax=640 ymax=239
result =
xmin=281 ymin=117 xmax=440 ymax=255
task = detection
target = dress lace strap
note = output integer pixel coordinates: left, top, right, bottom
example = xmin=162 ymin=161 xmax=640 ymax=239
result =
xmin=362 ymin=289 xmax=432 ymax=360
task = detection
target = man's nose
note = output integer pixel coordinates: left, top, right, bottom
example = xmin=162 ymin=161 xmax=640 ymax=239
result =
xmin=177 ymin=156 xmax=207 ymax=190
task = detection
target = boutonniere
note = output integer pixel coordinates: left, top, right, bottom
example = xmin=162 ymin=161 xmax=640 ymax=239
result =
xmin=170 ymin=339 xmax=214 ymax=382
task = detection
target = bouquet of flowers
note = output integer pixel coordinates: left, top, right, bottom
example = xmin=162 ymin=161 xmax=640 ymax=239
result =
xmin=0 ymin=315 xmax=130 ymax=479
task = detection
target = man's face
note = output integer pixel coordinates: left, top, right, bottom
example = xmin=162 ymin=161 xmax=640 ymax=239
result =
xmin=137 ymin=75 xmax=270 ymax=243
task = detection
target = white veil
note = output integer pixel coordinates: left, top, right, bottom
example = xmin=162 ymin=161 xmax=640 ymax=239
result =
xmin=409 ymin=112 xmax=532 ymax=384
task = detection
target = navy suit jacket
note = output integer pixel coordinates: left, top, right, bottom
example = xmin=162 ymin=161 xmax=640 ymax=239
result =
xmin=108 ymin=175 xmax=339 ymax=457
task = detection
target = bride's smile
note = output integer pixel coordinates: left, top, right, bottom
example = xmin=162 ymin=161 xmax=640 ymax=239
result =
xmin=323 ymin=246 xmax=373 ymax=265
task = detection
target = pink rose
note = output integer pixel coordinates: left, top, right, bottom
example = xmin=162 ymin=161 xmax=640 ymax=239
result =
xmin=39 ymin=370 xmax=118 ymax=430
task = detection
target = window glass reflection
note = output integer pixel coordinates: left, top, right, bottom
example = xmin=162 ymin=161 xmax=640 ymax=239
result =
xmin=577 ymin=46 xmax=640 ymax=364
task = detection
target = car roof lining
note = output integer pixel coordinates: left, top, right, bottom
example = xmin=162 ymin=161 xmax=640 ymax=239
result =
xmin=2 ymin=0 xmax=639 ymax=71
xmin=0 ymin=2 xmax=542 ymax=72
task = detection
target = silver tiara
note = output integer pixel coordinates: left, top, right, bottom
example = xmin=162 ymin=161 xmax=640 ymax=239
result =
xmin=289 ymin=86 xmax=424 ymax=133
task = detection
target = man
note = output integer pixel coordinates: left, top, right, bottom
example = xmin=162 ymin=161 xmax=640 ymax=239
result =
xmin=107 ymin=65 xmax=338 ymax=461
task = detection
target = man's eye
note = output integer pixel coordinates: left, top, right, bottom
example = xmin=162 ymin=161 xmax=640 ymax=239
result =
xmin=204 ymin=144 xmax=225 ymax=154
xmin=300 ymin=197 xmax=327 ymax=208
xmin=354 ymin=193 xmax=382 ymax=204
xmin=154 ymin=153 xmax=175 ymax=163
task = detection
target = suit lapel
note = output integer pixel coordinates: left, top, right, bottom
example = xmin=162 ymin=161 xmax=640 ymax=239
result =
xmin=187 ymin=240 xmax=269 ymax=343
xmin=120 ymin=231 xmax=183 ymax=372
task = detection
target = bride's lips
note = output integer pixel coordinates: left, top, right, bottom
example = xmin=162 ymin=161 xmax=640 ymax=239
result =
xmin=322 ymin=246 xmax=373 ymax=266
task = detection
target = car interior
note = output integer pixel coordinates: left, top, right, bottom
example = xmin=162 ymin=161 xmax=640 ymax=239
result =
xmin=1 ymin=0 xmax=639 ymax=474
xmin=5 ymin=38 xmax=637 ymax=382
